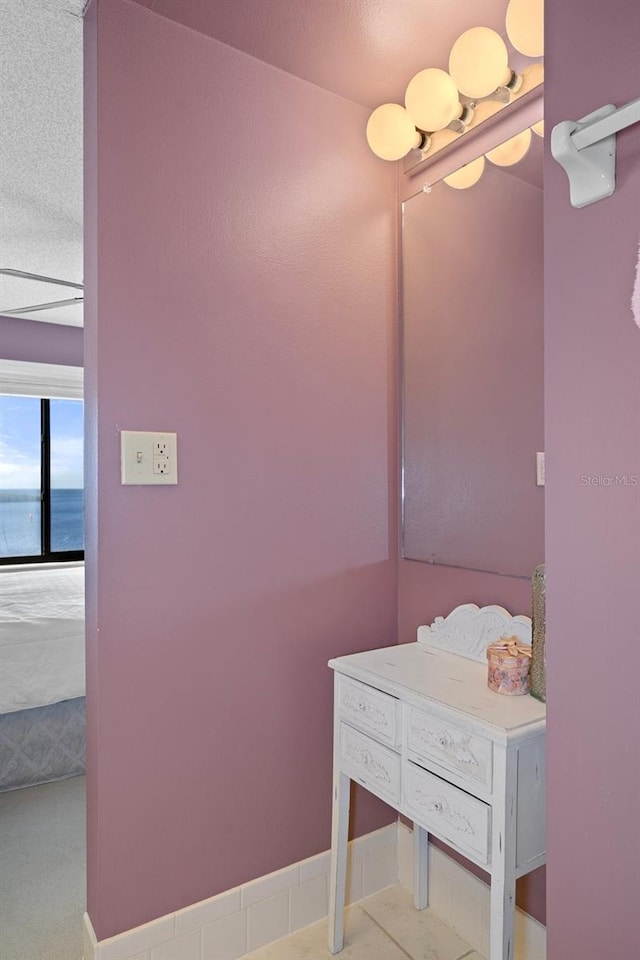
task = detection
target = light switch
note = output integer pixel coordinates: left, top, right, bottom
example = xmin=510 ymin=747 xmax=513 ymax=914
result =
xmin=536 ymin=452 xmax=545 ymax=487
xmin=121 ymin=431 xmax=178 ymax=485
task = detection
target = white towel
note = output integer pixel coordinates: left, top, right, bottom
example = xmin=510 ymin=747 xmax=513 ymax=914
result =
xmin=633 ymin=236 xmax=640 ymax=329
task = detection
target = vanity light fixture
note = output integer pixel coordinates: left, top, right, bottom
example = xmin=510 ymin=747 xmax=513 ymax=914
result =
xmin=506 ymin=0 xmax=544 ymax=58
xmin=486 ymin=127 xmax=532 ymax=166
xmin=443 ymin=155 xmax=485 ymax=189
xmin=365 ymin=6 xmax=542 ymax=163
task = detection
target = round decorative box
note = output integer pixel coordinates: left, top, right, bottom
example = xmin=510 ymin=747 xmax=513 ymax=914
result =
xmin=486 ymin=636 xmax=532 ymax=696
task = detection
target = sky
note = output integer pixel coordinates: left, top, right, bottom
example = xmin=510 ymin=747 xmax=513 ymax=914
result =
xmin=0 ymin=395 xmax=83 ymax=490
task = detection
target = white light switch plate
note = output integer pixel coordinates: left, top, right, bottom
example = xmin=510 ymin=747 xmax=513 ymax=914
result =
xmin=121 ymin=431 xmax=178 ymax=485
xmin=536 ymin=452 xmax=545 ymax=487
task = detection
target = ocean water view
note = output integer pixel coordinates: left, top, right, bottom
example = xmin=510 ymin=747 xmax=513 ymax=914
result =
xmin=0 ymin=489 xmax=84 ymax=558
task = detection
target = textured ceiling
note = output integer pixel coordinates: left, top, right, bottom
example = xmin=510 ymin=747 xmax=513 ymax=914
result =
xmin=1 ymin=0 xmax=541 ymax=327
xmin=0 ymin=0 xmax=84 ymax=325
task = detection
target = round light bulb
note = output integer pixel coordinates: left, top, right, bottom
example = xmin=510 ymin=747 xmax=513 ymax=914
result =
xmin=506 ymin=0 xmax=544 ymax=57
xmin=449 ymin=27 xmax=511 ymax=99
xmin=532 ymin=119 xmax=544 ymax=137
xmin=405 ymin=68 xmax=462 ymax=132
xmin=444 ymin=156 xmax=485 ymax=190
xmin=366 ymin=103 xmax=421 ymax=161
xmin=486 ymin=128 xmax=532 ymax=166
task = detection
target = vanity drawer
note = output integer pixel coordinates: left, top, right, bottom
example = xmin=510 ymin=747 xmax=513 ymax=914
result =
xmin=405 ymin=706 xmax=493 ymax=793
xmin=339 ymin=723 xmax=401 ymax=806
xmin=404 ymin=761 xmax=491 ymax=864
xmin=337 ymin=675 xmax=400 ymax=747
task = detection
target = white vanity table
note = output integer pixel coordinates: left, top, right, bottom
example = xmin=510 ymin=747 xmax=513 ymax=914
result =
xmin=328 ymin=605 xmax=546 ymax=960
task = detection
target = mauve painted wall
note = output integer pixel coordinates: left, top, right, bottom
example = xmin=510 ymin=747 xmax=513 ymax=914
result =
xmin=85 ymin=0 xmax=397 ymax=940
xmin=545 ymin=0 xmax=640 ymax=956
xmin=0 ymin=314 xmax=83 ymax=366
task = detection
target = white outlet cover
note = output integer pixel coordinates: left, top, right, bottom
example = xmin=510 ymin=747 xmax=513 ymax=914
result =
xmin=121 ymin=431 xmax=178 ymax=485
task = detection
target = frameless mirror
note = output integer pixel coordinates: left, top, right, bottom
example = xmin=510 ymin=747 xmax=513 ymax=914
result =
xmin=401 ymin=132 xmax=544 ymax=576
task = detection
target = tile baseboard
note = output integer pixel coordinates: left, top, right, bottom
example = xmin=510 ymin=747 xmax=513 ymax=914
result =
xmin=397 ymin=821 xmax=547 ymax=960
xmin=84 ymin=821 xmax=546 ymax=960
xmin=83 ymin=822 xmax=398 ymax=960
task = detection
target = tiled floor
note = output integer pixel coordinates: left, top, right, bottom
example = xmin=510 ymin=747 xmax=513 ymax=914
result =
xmin=242 ymin=885 xmax=485 ymax=960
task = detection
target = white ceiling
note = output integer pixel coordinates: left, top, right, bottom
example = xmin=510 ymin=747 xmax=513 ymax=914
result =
xmin=0 ymin=0 xmax=84 ymax=325
xmin=0 ymin=0 xmax=541 ymax=328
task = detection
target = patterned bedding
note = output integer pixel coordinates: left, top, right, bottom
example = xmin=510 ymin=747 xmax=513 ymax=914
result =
xmin=0 ymin=697 xmax=85 ymax=791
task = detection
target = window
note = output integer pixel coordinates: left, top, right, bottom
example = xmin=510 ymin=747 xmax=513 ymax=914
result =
xmin=0 ymin=395 xmax=84 ymax=563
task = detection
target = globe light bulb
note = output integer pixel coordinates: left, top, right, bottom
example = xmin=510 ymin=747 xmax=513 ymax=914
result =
xmin=506 ymin=0 xmax=544 ymax=57
xmin=449 ymin=27 xmax=512 ymax=99
xmin=486 ymin=128 xmax=532 ymax=166
xmin=366 ymin=103 xmax=422 ymax=161
xmin=405 ymin=68 xmax=462 ymax=132
xmin=532 ymin=119 xmax=544 ymax=137
xmin=444 ymin=156 xmax=485 ymax=189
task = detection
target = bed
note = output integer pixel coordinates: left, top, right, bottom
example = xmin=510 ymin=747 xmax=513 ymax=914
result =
xmin=0 ymin=562 xmax=85 ymax=791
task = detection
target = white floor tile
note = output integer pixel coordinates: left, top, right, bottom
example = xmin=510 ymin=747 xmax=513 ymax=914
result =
xmin=239 ymin=883 xmax=487 ymax=960
xmin=360 ymin=885 xmax=474 ymax=960
xmin=241 ymin=904 xmax=407 ymax=960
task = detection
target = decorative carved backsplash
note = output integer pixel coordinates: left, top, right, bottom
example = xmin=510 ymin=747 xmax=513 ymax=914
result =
xmin=417 ymin=603 xmax=531 ymax=663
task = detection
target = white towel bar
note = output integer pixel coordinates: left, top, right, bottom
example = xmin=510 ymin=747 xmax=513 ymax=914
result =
xmin=551 ymin=96 xmax=640 ymax=208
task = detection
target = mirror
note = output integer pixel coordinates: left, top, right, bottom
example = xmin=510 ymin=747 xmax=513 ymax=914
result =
xmin=401 ymin=132 xmax=543 ymax=576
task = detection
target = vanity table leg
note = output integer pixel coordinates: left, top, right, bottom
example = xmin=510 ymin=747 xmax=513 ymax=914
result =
xmin=413 ymin=823 xmax=429 ymax=910
xmin=489 ymin=745 xmax=518 ymax=960
xmin=328 ymin=770 xmax=350 ymax=954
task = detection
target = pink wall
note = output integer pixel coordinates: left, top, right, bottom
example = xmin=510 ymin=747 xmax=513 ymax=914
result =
xmin=0 ymin=314 xmax=83 ymax=366
xmin=544 ymin=0 xmax=640 ymax=956
xmin=85 ymin=0 xmax=397 ymax=940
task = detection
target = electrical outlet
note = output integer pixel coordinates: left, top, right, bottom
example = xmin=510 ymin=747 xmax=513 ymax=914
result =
xmin=153 ymin=439 xmax=169 ymax=457
xmin=121 ymin=431 xmax=178 ymax=485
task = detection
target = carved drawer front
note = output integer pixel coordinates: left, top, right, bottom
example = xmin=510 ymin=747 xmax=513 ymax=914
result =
xmin=404 ymin=761 xmax=491 ymax=864
xmin=406 ymin=707 xmax=493 ymax=793
xmin=339 ymin=723 xmax=401 ymax=806
xmin=337 ymin=676 xmax=400 ymax=747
